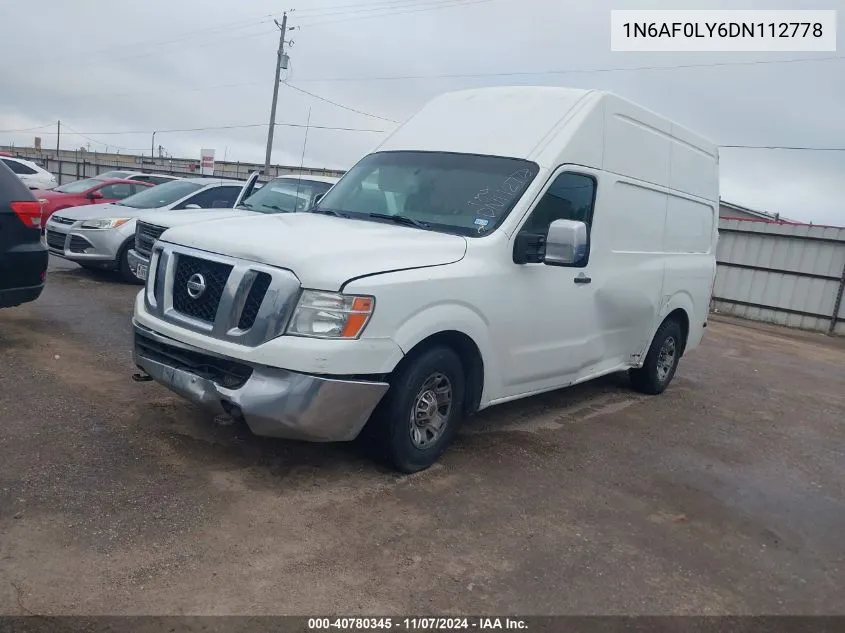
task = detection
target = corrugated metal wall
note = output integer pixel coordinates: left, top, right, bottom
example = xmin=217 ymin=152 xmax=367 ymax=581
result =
xmin=713 ymin=220 xmax=845 ymax=335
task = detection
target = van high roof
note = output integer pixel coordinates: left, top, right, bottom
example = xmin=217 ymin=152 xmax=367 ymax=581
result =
xmin=379 ymin=85 xmax=718 ymax=202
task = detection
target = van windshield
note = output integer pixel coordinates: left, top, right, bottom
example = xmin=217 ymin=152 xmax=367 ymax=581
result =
xmin=314 ymin=151 xmax=538 ymax=236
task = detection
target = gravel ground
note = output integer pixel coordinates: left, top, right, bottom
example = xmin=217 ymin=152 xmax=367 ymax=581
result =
xmin=0 ymin=257 xmax=843 ymax=615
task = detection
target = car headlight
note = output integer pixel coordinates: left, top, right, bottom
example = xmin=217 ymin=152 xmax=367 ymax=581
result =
xmin=80 ymin=218 xmax=131 ymax=229
xmin=287 ymin=290 xmax=374 ymax=339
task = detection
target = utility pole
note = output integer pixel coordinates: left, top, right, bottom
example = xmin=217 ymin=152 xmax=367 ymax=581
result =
xmin=56 ymin=120 xmax=60 ymax=155
xmin=263 ymin=12 xmax=290 ymax=176
xmin=151 ymin=132 xmax=156 ymax=160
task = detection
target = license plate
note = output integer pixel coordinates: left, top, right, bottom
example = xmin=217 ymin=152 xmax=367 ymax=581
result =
xmin=136 ymin=264 xmax=148 ymax=281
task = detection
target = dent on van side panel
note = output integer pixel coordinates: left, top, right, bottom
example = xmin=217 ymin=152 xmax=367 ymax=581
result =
xmin=590 ymin=178 xmax=667 ymax=364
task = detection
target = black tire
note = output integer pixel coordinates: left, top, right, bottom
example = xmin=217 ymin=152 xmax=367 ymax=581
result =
xmin=368 ymin=346 xmax=465 ymax=473
xmin=117 ymin=241 xmax=143 ymax=285
xmin=629 ymin=318 xmax=683 ymax=395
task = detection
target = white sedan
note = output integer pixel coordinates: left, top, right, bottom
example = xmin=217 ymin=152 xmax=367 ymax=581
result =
xmin=0 ymin=156 xmax=57 ymax=190
xmin=97 ymin=170 xmax=181 ymax=185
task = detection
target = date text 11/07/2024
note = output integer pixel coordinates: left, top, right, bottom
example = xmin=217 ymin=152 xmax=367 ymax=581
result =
xmin=307 ymin=617 xmax=529 ymax=630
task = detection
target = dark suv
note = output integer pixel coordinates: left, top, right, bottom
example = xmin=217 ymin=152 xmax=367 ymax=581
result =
xmin=0 ymin=161 xmax=48 ymax=308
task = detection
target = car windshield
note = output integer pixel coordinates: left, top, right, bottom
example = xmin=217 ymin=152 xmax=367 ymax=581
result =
xmin=99 ymin=170 xmax=130 ymax=178
xmin=115 ymin=180 xmax=203 ymax=209
xmin=313 ymin=151 xmax=538 ymax=236
xmin=240 ymin=178 xmax=328 ymax=213
xmin=54 ymin=178 xmax=105 ymax=194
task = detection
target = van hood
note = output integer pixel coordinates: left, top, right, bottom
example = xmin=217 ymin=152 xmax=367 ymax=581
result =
xmin=139 ymin=208 xmax=258 ymax=229
xmin=161 ymin=212 xmax=468 ymax=291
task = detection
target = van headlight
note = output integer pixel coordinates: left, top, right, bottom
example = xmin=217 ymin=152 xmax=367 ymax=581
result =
xmin=287 ymin=290 xmax=374 ymax=339
xmin=80 ymin=218 xmax=131 ymax=229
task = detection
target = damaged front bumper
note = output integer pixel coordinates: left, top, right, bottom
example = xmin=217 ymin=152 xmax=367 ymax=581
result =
xmin=133 ymin=322 xmax=389 ymax=442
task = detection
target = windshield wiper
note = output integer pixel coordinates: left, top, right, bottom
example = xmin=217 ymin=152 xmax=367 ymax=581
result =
xmin=367 ymin=213 xmax=429 ymax=230
xmin=312 ymin=208 xmax=350 ymax=218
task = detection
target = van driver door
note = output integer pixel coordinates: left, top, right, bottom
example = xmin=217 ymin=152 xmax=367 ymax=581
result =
xmin=499 ymin=167 xmax=606 ymax=396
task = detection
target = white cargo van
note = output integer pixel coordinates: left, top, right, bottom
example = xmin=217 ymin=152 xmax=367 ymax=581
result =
xmin=132 ymin=86 xmax=718 ymax=472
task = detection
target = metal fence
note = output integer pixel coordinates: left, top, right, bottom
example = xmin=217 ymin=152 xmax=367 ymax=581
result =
xmin=713 ymin=219 xmax=845 ymax=336
xmin=1 ymin=147 xmax=346 ymax=185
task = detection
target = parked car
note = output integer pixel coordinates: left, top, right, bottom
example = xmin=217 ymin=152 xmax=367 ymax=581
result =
xmin=98 ymin=171 xmax=181 ymax=185
xmin=1 ymin=156 xmax=57 ymax=190
xmin=131 ymin=86 xmax=719 ymax=472
xmin=43 ymin=177 xmax=247 ymax=283
xmin=126 ymin=174 xmax=338 ymax=280
xmin=0 ymin=161 xmax=48 ymax=309
xmin=37 ymin=177 xmax=154 ymax=224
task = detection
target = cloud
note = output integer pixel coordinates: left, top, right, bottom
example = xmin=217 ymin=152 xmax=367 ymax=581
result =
xmin=1 ymin=0 xmax=843 ymax=225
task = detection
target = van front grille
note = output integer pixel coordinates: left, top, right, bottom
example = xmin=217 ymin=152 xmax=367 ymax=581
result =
xmin=172 ymin=255 xmax=233 ymax=323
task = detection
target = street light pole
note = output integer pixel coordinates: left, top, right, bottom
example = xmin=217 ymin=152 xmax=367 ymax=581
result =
xmin=151 ymin=132 xmax=156 ymax=159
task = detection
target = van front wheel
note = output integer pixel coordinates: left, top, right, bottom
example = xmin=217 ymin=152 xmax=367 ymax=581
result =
xmin=629 ymin=319 xmax=683 ymax=395
xmin=371 ymin=346 xmax=465 ymax=473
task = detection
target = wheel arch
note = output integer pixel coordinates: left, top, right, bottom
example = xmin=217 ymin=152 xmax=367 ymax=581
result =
xmin=391 ymin=304 xmax=496 ymax=415
xmin=637 ymin=293 xmax=693 ymax=364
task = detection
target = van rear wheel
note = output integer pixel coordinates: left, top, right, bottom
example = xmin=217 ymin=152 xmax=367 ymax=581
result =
xmin=629 ymin=319 xmax=683 ymax=395
xmin=369 ymin=345 xmax=465 ymax=473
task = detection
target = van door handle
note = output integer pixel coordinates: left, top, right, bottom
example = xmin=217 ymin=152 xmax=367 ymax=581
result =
xmin=574 ymin=274 xmax=592 ymax=284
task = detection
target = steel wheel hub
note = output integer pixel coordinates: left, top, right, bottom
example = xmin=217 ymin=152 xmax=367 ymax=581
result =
xmin=656 ymin=336 xmax=676 ymax=383
xmin=409 ymin=372 xmax=452 ymax=449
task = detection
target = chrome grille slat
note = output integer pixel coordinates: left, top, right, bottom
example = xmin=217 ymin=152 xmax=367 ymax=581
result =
xmin=135 ymin=222 xmax=166 ymax=258
xmin=145 ymin=243 xmax=300 ymax=347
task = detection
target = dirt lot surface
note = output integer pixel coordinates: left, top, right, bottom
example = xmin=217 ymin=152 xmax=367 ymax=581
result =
xmin=1 ymin=258 xmax=844 ymax=615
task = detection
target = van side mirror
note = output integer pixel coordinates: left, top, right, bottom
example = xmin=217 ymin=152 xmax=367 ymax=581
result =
xmin=313 ymin=193 xmax=325 ymax=205
xmin=88 ymin=191 xmax=104 ymax=200
xmin=544 ymin=219 xmax=588 ymax=267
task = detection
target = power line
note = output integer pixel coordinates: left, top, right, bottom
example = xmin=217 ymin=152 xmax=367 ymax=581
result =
xmin=10 ymin=52 xmax=841 ymax=105
xmin=296 ymin=0 xmax=484 ymax=23
xmin=0 ymin=124 xmax=55 ymax=133
xmin=25 ymin=16 xmax=283 ymax=67
xmin=296 ymin=53 xmax=845 ymax=82
xmin=26 ymin=1 xmax=459 ymax=68
xmin=61 ymin=125 xmax=147 ymax=152
xmin=291 ymin=0 xmax=433 ymax=14
xmin=283 ymin=82 xmax=399 ymax=122
xmin=4 ymin=122 xmax=387 ymax=136
xmin=720 ymin=145 xmax=845 ymax=151
xmin=299 ymin=0 xmax=491 ymax=27
xmin=93 ymin=25 xmax=279 ymax=67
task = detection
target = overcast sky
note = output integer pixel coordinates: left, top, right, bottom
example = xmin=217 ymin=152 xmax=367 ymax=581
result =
xmin=1 ymin=0 xmax=843 ymax=225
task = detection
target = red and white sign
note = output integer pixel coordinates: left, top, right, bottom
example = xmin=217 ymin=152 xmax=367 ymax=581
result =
xmin=200 ymin=149 xmax=215 ymax=175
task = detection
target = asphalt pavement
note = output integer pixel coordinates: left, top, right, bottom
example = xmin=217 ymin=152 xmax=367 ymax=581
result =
xmin=1 ymin=256 xmax=844 ymax=615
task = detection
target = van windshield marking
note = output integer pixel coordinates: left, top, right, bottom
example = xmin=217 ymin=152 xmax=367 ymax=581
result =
xmin=466 ymin=168 xmax=534 ymax=219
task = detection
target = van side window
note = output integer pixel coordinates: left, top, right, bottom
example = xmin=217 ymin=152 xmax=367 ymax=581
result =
xmin=519 ymin=173 xmax=596 ymax=236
